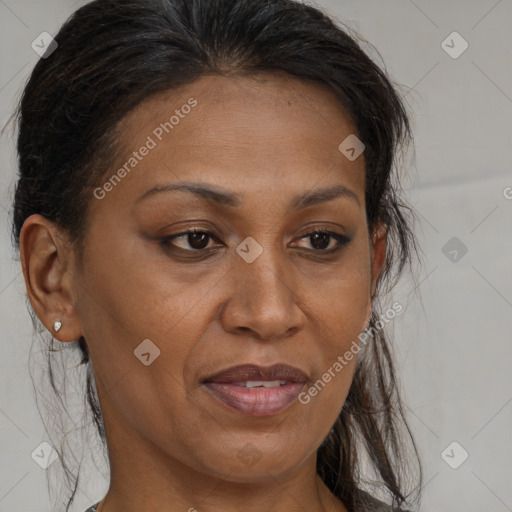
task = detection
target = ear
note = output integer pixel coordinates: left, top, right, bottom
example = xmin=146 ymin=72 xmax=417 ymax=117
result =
xmin=19 ymin=214 xmax=83 ymax=342
xmin=362 ymin=223 xmax=388 ymax=329
xmin=369 ymin=223 xmax=388 ymax=301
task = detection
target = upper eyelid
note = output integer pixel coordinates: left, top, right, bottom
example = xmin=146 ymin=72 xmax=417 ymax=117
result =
xmin=167 ymin=228 xmax=345 ymax=239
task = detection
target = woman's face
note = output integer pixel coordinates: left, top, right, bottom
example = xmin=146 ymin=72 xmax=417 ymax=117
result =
xmin=70 ymin=73 xmax=386 ymax=481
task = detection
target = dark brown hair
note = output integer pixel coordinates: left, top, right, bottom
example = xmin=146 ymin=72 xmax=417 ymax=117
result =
xmin=11 ymin=0 xmax=422 ymax=510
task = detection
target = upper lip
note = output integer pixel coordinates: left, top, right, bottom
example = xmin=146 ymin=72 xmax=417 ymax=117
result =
xmin=202 ymin=363 xmax=308 ymax=383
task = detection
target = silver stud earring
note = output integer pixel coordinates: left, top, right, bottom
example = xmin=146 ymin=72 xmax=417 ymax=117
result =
xmin=53 ymin=321 xmax=62 ymax=332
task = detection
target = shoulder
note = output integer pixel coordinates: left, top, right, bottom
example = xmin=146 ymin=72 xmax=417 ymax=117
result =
xmin=353 ymin=488 xmax=412 ymax=512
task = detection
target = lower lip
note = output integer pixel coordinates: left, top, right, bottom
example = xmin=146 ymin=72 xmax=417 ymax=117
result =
xmin=203 ymin=382 xmax=306 ymax=416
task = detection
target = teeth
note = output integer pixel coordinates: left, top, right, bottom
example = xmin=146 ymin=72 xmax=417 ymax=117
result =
xmin=234 ymin=380 xmax=287 ymax=388
xmin=261 ymin=380 xmax=286 ymax=388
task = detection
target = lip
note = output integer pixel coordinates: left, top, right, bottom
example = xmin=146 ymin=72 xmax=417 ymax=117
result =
xmin=202 ymin=363 xmax=308 ymax=416
xmin=202 ymin=363 xmax=308 ymax=383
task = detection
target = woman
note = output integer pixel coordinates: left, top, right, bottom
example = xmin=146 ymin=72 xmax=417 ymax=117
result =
xmin=11 ymin=0 xmax=422 ymax=511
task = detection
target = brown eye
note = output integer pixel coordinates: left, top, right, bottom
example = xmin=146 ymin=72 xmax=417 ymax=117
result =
xmin=186 ymin=232 xmax=210 ymax=250
xmin=294 ymin=230 xmax=351 ymax=252
xmin=309 ymin=232 xmax=331 ymax=250
xmin=161 ymin=230 xmax=218 ymax=251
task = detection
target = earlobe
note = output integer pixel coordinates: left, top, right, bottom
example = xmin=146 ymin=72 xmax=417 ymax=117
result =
xmin=19 ymin=214 xmax=83 ymax=342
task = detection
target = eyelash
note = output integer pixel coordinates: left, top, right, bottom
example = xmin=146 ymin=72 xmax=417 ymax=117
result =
xmin=160 ymin=228 xmax=350 ymax=255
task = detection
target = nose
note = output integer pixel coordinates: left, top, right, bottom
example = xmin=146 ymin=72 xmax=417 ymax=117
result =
xmin=220 ymin=244 xmax=306 ymax=341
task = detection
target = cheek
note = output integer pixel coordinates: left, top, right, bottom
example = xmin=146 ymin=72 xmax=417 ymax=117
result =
xmin=295 ymin=279 xmax=369 ymax=437
xmin=76 ymin=242 xmax=228 ymax=426
xmin=77 ymin=268 xmax=200 ymax=445
xmin=79 ymin=222 xmax=221 ymax=345
xmin=299 ymin=257 xmax=371 ymax=401
xmin=310 ymin=285 xmax=368 ymax=387
xmin=306 ymin=256 xmax=372 ymax=346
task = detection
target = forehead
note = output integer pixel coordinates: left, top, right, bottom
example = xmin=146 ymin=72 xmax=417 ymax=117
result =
xmin=124 ymin=71 xmax=356 ymax=130
xmin=97 ymin=73 xmax=366 ymax=209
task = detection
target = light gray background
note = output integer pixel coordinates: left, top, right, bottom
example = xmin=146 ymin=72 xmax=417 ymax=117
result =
xmin=1 ymin=1 xmax=511 ymax=511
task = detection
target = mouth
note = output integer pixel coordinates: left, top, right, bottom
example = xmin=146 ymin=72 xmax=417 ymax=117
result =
xmin=201 ymin=363 xmax=308 ymax=416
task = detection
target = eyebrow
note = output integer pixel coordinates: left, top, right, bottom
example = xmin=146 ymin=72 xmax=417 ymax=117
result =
xmin=136 ymin=182 xmax=360 ymax=209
